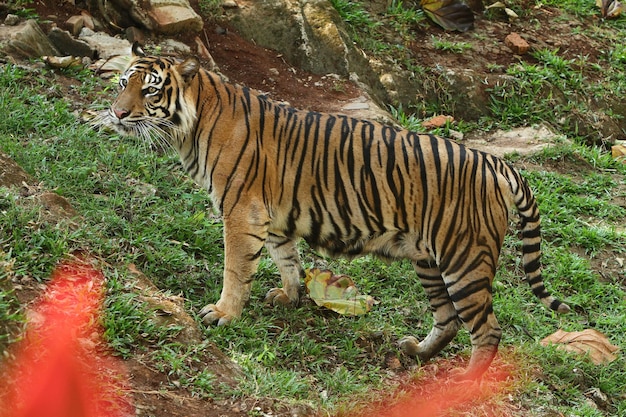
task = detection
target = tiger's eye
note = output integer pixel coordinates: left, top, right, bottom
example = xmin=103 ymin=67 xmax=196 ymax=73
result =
xmin=146 ymin=86 xmax=159 ymax=95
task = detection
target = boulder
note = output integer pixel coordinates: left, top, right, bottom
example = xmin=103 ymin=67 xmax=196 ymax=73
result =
xmin=100 ymin=0 xmax=202 ymax=34
xmin=48 ymin=27 xmax=96 ymax=58
xmin=224 ymin=0 xmax=388 ymax=106
xmin=0 ymin=19 xmax=59 ymax=58
xmin=146 ymin=0 xmax=203 ymax=34
xmin=226 ymin=0 xmax=350 ymax=76
xmin=78 ymin=28 xmax=131 ymax=59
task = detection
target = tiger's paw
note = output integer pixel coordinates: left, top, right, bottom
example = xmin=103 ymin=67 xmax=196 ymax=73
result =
xmin=447 ymin=367 xmax=483 ymax=383
xmin=398 ymin=335 xmax=421 ymax=357
xmin=264 ymin=288 xmax=297 ymax=307
xmin=198 ymin=304 xmax=233 ymax=326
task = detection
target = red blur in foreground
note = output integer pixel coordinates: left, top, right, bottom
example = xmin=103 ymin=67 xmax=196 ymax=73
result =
xmin=0 ymin=261 xmax=131 ymax=417
xmin=361 ymin=359 xmax=517 ymax=417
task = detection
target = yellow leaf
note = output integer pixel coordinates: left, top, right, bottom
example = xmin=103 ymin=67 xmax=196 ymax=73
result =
xmin=540 ymin=329 xmax=620 ymax=365
xmin=420 ymin=0 xmax=474 ymax=32
xmin=304 ymin=268 xmax=376 ymax=316
xmin=597 ymin=0 xmax=623 ymax=18
xmin=612 ymin=144 xmax=626 ymax=162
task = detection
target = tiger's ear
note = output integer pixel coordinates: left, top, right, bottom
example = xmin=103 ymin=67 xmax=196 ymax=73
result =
xmin=131 ymin=42 xmax=145 ymax=57
xmin=177 ymin=57 xmax=200 ymax=84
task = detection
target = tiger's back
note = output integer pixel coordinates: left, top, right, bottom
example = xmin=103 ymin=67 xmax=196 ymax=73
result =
xmin=99 ymin=46 xmax=569 ymax=380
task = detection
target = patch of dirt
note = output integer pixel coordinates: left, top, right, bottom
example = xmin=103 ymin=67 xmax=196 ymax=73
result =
xmin=408 ymin=7 xmax=605 ymax=79
xmin=202 ymin=26 xmax=363 ymax=112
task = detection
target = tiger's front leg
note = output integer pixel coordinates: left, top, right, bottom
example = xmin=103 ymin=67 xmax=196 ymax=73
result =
xmin=264 ymin=234 xmax=304 ymax=307
xmin=199 ymin=211 xmax=269 ymax=326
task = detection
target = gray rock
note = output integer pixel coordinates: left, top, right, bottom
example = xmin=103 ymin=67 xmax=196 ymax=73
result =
xmin=161 ymin=38 xmax=191 ymax=54
xmin=146 ymin=0 xmax=203 ymax=34
xmin=48 ymin=27 xmax=95 ymax=58
xmin=78 ymin=28 xmax=131 ymax=59
xmin=4 ymin=14 xmax=20 ymax=26
xmin=0 ymin=19 xmax=59 ymax=58
xmin=224 ymin=0 xmax=388 ymax=106
xmin=101 ymin=0 xmax=202 ymax=34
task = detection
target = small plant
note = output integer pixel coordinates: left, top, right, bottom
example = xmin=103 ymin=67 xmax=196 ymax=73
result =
xmin=198 ymin=0 xmax=223 ymax=18
xmin=431 ymin=36 xmax=473 ymax=53
xmin=389 ymin=105 xmax=423 ymax=132
xmin=330 ymin=0 xmax=379 ymax=31
xmin=486 ymin=62 xmax=505 ymax=72
xmin=0 ymin=250 xmax=25 ymax=353
xmin=385 ymin=1 xmax=426 ymax=36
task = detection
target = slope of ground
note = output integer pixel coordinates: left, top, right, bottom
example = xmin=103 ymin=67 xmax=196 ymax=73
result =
xmin=1 ymin=2 xmax=625 ymax=417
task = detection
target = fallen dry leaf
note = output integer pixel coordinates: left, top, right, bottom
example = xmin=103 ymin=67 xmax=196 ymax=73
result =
xmin=596 ymin=0 xmax=623 ymax=18
xmin=611 ymin=144 xmax=626 ymax=162
xmin=540 ymin=329 xmax=620 ymax=365
xmin=420 ymin=0 xmax=475 ymax=32
xmin=304 ymin=268 xmax=376 ymax=316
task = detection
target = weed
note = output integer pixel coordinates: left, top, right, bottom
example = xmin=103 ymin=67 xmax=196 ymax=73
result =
xmin=329 ymin=0 xmax=379 ymax=32
xmin=198 ymin=0 xmax=223 ymax=18
xmin=0 ymin=248 xmax=25 ymax=353
xmin=431 ymin=36 xmax=473 ymax=53
xmin=385 ymin=1 xmax=425 ymax=36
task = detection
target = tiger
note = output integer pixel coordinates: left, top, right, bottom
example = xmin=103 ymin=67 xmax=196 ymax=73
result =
xmin=95 ymin=43 xmax=570 ymax=380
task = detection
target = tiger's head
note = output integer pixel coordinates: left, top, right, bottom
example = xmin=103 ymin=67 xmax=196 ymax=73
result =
xmin=99 ymin=43 xmax=200 ymax=147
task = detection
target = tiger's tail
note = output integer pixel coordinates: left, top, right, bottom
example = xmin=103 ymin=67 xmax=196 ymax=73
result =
xmin=511 ymin=170 xmax=571 ymax=314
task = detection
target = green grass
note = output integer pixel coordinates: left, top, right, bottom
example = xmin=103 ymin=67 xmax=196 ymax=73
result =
xmin=1 ymin=36 xmax=626 ymax=417
xmin=431 ymin=36 xmax=473 ymax=53
xmin=0 ymin=248 xmax=25 ymax=353
xmin=329 ymin=0 xmax=626 ymax=140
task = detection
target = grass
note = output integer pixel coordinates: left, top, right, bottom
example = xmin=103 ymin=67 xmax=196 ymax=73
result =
xmin=2 ymin=3 xmax=626 ymax=416
xmin=328 ymin=0 xmax=626 ymax=142
xmin=1 ymin=59 xmax=626 ymax=416
xmin=431 ymin=36 xmax=473 ymax=53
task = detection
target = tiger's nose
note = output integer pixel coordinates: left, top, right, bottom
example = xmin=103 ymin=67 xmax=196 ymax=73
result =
xmin=113 ymin=108 xmax=130 ymax=120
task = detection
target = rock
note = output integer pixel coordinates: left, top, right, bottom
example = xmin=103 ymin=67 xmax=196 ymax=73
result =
xmin=342 ymin=101 xmax=370 ymax=111
xmin=226 ymin=0 xmax=351 ymax=76
xmin=504 ymin=32 xmax=529 ymax=55
xmin=65 ymin=15 xmax=84 ymax=36
xmin=464 ymin=124 xmax=565 ymax=158
xmin=0 ymin=19 xmax=59 ymax=58
xmin=92 ymin=0 xmax=202 ymax=34
xmin=48 ymin=27 xmax=95 ymax=58
xmin=161 ymin=38 xmax=191 ymax=54
xmin=80 ymin=11 xmax=99 ymax=31
xmin=422 ymin=115 xmax=454 ymax=129
xmin=144 ymin=0 xmax=203 ymax=34
xmin=4 ymin=14 xmax=20 ymax=26
xmin=449 ymin=129 xmax=464 ymax=141
xmin=78 ymin=28 xmax=131 ymax=59
xmin=612 ymin=143 xmax=626 ymax=162
xmin=224 ymin=0 xmax=387 ymax=108
xmin=125 ymin=26 xmax=146 ymax=45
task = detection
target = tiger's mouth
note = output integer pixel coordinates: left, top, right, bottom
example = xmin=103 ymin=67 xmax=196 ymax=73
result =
xmin=91 ymin=108 xmax=179 ymax=151
xmin=107 ymin=111 xmax=135 ymax=133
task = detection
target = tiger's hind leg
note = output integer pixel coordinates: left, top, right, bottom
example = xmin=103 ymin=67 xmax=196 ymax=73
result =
xmin=444 ymin=265 xmax=502 ymax=381
xmin=399 ymin=260 xmax=462 ymax=364
xmin=264 ymin=233 xmax=304 ymax=307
